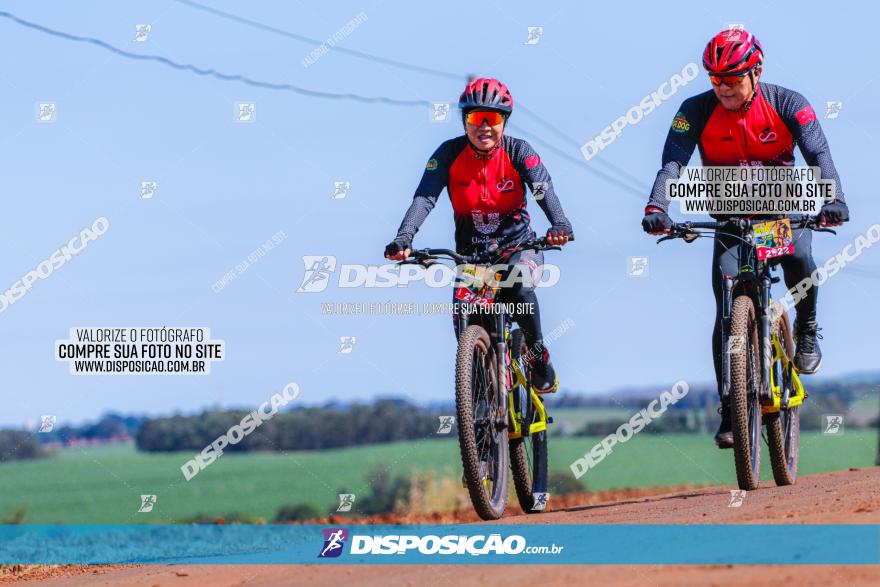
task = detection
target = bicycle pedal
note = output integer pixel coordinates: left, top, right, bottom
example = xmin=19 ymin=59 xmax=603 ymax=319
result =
xmin=547 ymin=416 xmax=554 ymax=424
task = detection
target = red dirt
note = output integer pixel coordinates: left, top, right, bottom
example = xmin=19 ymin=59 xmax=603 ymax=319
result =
xmin=9 ymin=468 xmax=880 ymax=587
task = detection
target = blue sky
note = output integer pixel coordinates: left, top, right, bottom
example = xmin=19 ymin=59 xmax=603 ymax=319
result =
xmin=1 ymin=0 xmax=878 ymax=426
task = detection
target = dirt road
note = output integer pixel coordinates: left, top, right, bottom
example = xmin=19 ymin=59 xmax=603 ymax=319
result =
xmin=8 ymin=468 xmax=880 ymax=586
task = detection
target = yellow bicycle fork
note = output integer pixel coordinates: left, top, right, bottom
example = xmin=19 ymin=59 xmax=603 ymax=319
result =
xmin=507 ymin=348 xmax=548 ymax=439
xmin=762 ymin=332 xmax=808 ymax=414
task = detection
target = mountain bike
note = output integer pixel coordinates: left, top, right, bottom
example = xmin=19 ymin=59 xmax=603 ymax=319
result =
xmin=659 ymin=217 xmax=835 ymax=490
xmin=402 ymin=236 xmax=572 ymax=519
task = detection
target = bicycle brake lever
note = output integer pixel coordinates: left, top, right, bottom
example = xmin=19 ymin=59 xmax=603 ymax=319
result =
xmin=656 ymin=234 xmax=676 ymax=244
xmin=398 ymin=257 xmax=436 ymax=268
xmin=682 ymin=231 xmax=700 ymax=243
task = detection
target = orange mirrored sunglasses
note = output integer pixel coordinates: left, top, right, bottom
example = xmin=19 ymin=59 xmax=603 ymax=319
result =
xmin=465 ymin=111 xmax=505 ymax=126
xmin=709 ymin=74 xmax=749 ymax=87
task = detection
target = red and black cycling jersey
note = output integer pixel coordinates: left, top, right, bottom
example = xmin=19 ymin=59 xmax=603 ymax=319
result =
xmin=647 ymin=82 xmax=845 ymax=212
xmin=394 ymin=134 xmax=572 ymax=254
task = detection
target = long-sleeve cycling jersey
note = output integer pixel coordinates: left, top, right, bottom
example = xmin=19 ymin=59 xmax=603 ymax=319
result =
xmin=394 ymin=134 xmax=572 ymax=254
xmin=646 ymin=83 xmax=845 ymax=213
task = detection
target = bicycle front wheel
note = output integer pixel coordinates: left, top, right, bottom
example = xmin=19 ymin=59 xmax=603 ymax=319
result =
xmin=730 ymin=295 xmax=763 ymax=490
xmin=508 ymin=329 xmax=549 ymax=514
xmin=455 ymin=324 xmax=509 ymax=520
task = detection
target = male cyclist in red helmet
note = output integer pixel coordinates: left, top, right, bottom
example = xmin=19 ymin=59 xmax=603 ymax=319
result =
xmin=385 ymin=78 xmax=574 ymax=393
xmin=641 ymin=29 xmax=849 ymax=448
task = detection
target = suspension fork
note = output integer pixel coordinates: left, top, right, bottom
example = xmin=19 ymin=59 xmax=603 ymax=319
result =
xmin=721 ymin=276 xmax=734 ymax=404
xmin=758 ymin=274 xmax=773 ymax=403
xmin=492 ymin=311 xmax=509 ymax=429
xmin=453 ymin=299 xmax=467 ymax=340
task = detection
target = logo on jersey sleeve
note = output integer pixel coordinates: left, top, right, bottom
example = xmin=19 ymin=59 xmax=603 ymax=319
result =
xmin=524 ymin=155 xmax=541 ymax=169
xmin=795 ymin=105 xmax=817 ymax=126
xmin=671 ymin=112 xmax=691 ymax=133
xmin=426 ymin=158 xmax=438 ymax=171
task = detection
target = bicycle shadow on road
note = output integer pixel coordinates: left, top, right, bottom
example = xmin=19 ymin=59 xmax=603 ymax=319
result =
xmin=553 ymin=487 xmax=728 ymax=515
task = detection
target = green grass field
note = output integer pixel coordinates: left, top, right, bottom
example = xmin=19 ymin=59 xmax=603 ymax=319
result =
xmin=0 ymin=429 xmax=875 ymax=524
xmin=546 ymin=407 xmax=633 ymax=434
xmin=848 ymin=389 xmax=879 ymax=419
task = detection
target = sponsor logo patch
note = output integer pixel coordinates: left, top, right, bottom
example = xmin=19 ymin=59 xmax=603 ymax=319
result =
xmin=426 ymin=158 xmax=438 ymax=171
xmin=758 ymin=127 xmax=778 ymax=144
xmin=525 ymin=155 xmax=541 ymax=169
xmin=795 ymin=105 xmax=817 ymax=126
xmin=472 ymin=211 xmax=501 ymax=235
xmin=671 ymin=112 xmax=690 ymax=133
xmin=496 ymin=178 xmax=515 ymax=192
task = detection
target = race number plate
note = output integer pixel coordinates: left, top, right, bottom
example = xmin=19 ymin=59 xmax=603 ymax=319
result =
xmin=454 ymin=264 xmax=500 ymax=306
xmin=754 ymin=219 xmax=794 ymax=260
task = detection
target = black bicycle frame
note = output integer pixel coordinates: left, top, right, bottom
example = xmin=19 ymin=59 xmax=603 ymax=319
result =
xmin=454 ymin=289 xmax=512 ymax=428
xmin=657 ymin=218 xmax=837 ymax=403
xmin=406 ymin=236 xmax=572 ymax=430
xmin=662 ymin=217 xmax=834 ymax=406
xmin=719 ymin=234 xmax=774 ymax=404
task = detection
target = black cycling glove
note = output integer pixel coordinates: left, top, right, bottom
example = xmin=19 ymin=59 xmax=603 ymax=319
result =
xmin=384 ymin=238 xmax=411 ymax=258
xmin=817 ymin=200 xmax=849 ymax=226
xmin=546 ymin=226 xmax=571 ymax=241
xmin=642 ymin=210 xmax=672 ymax=234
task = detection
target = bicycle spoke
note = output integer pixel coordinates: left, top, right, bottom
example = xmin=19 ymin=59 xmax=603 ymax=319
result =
xmin=457 ymin=326 xmax=509 ymax=520
xmin=746 ymin=326 xmax=761 ymax=472
xmin=470 ymin=344 xmax=499 ymax=481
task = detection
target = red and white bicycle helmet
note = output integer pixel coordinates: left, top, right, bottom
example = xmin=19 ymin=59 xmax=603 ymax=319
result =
xmin=703 ymin=28 xmax=764 ymax=75
xmin=458 ymin=77 xmax=514 ymax=115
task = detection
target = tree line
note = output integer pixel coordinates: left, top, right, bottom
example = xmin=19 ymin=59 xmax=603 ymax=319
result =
xmin=136 ymin=400 xmax=447 ymax=452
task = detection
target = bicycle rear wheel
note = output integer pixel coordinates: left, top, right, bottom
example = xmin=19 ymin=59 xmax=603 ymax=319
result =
xmin=455 ymin=324 xmax=509 ymax=520
xmin=767 ymin=310 xmax=800 ymax=486
xmin=508 ymin=329 xmax=549 ymax=514
xmin=730 ymin=295 xmax=763 ymax=490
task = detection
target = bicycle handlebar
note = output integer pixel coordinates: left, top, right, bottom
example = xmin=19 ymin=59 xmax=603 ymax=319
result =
xmin=658 ymin=217 xmax=837 ymax=244
xmin=402 ymin=234 xmax=574 ymax=266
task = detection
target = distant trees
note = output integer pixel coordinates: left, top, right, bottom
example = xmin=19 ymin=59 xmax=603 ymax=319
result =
xmin=0 ymin=430 xmax=46 ymax=462
xmin=38 ymin=413 xmax=146 ymax=444
xmin=575 ymin=410 xmax=697 ymax=436
xmin=136 ymin=400 xmax=445 ymax=453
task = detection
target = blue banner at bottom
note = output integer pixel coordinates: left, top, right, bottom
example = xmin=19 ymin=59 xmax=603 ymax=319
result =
xmin=0 ymin=525 xmax=878 ymax=565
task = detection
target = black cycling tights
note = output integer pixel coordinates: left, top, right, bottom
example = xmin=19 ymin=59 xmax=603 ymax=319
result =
xmin=711 ymin=227 xmax=817 ymax=396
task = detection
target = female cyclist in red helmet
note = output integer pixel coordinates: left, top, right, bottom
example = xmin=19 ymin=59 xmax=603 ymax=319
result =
xmin=641 ymin=29 xmax=849 ymax=448
xmin=385 ymin=77 xmax=574 ymax=393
